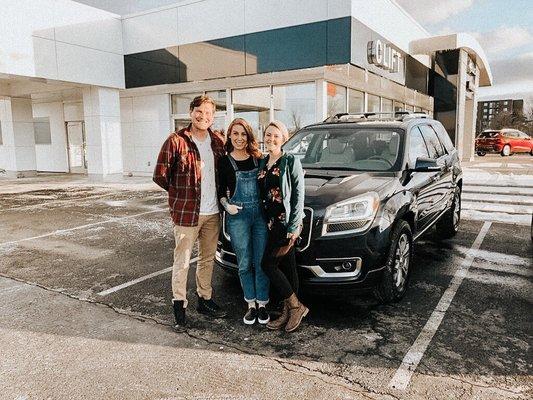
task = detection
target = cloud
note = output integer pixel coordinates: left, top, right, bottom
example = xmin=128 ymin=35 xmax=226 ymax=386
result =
xmin=487 ymin=52 xmax=533 ymax=85
xmin=471 ymin=26 xmax=533 ymax=55
xmin=396 ymin=0 xmax=474 ymax=25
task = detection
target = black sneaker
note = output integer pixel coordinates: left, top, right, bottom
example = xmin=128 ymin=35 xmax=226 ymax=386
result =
xmin=197 ymin=296 xmax=227 ymax=318
xmin=243 ymin=307 xmax=257 ymax=325
xmin=257 ymin=306 xmax=270 ymax=324
xmin=172 ymin=300 xmax=186 ymax=327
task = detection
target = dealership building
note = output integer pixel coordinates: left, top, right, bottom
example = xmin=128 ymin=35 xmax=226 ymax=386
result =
xmin=0 ymin=0 xmax=492 ymax=179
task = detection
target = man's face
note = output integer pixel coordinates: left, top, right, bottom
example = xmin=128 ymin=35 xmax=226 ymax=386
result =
xmin=190 ymin=102 xmax=215 ymax=131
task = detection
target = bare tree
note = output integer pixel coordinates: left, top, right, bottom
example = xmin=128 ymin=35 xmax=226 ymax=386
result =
xmin=489 ymin=109 xmax=532 ymax=134
xmin=290 ymin=110 xmax=302 ymax=136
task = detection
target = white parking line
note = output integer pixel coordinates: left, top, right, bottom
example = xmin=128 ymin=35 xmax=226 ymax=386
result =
xmin=0 ymin=209 xmax=165 ymax=247
xmin=97 ymin=257 xmax=199 ymax=296
xmin=388 ymin=221 xmax=492 ymax=391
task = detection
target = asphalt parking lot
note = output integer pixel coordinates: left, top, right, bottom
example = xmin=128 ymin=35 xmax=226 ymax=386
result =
xmin=0 ymin=180 xmax=531 ymax=399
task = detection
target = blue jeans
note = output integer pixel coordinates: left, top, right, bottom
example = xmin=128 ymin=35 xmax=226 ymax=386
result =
xmin=226 ymin=202 xmax=269 ymax=303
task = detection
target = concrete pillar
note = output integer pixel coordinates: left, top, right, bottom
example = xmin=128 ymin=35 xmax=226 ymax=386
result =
xmin=463 ymin=92 xmax=477 ymax=161
xmin=0 ymin=97 xmax=36 ymax=178
xmin=455 ymin=50 xmax=468 ymax=161
xmin=82 ymin=86 xmax=123 ymax=179
xmin=316 ymin=79 xmax=327 ymax=121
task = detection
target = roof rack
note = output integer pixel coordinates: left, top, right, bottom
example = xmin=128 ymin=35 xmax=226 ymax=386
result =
xmin=323 ymin=111 xmax=428 ymax=123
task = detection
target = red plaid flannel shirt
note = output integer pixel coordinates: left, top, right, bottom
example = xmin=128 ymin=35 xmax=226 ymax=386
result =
xmin=153 ymin=125 xmax=226 ymax=226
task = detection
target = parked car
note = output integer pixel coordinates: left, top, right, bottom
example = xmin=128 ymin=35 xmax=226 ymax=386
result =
xmin=475 ymin=129 xmax=533 ymax=156
xmin=215 ymin=112 xmax=462 ymax=303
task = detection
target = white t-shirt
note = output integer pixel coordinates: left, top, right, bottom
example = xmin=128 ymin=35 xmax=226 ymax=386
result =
xmin=192 ymin=134 xmax=219 ymax=215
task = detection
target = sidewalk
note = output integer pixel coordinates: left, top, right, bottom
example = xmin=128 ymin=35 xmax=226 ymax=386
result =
xmin=462 ymin=155 xmax=532 ymax=225
xmin=0 ymin=276 xmax=373 ymax=400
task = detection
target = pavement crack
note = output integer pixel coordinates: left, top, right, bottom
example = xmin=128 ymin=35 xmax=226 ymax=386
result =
xmin=416 ymin=370 xmax=527 ymax=397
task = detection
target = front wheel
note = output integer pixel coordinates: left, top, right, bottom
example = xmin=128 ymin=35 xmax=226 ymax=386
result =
xmin=374 ymin=220 xmax=413 ymax=304
xmin=477 ymin=151 xmax=486 ymax=156
xmin=501 ymin=144 xmax=511 ymax=156
xmin=436 ymin=186 xmax=461 ymax=239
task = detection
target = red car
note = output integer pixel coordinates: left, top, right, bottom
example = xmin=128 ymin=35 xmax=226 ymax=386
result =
xmin=475 ymin=129 xmax=533 ymax=156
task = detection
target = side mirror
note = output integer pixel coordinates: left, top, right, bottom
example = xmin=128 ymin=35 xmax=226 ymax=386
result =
xmin=412 ymin=157 xmax=443 ymax=172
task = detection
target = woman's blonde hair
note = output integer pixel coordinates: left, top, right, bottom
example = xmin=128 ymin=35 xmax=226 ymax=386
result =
xmin=265 ymin=120 xmax=289 ymax=143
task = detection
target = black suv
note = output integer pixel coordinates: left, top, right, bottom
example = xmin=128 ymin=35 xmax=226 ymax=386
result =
xmin=215 ymin=112 xmax=462 ymax=303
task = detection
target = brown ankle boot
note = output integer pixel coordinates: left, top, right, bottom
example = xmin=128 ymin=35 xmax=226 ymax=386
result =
xmin=266 ymin=300 xmax=289 ymax=330
xmin=285 ymin=294 xmax=309 ymax=332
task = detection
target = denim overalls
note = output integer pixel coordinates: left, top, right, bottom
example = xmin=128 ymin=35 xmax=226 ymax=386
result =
xmin=226 ymin=156 xmax=269 ymax=304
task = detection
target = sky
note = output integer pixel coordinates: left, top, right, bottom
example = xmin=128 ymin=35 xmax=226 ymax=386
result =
xmin=396 ymin=0 xmax=533 ymax=107
xmin=76 ymin=0 xmax=533 ymax=106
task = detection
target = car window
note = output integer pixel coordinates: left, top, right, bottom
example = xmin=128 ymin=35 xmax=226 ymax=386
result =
xmin=431 ymin=123 xmax=454 ymax=153
xmin=418 ymin=125 xmax=445 ymax=159
xmin=478 ymin=131 xmax=499 ymax=138
xmin=408 ymin=127 xmax=430 ymax=167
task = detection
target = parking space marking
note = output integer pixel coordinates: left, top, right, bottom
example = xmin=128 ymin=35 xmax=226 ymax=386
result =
xmin=0 ymin=209 xmax=165 ymax=248
xmin=388 ymin=221 xmax=492 ymax=391
xmin=97 ymin=257 xmax=199 ymax=296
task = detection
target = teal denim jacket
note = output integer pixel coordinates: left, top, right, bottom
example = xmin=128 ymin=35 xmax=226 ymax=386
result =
xmin=259 ymin=153 xmax=305 ymax=234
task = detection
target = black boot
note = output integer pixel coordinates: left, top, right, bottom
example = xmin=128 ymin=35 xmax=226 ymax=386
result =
xmin=172 ymin=300 xmax=186 ymax=326
xmin=197 ymin=296 xmax=227 ymax=318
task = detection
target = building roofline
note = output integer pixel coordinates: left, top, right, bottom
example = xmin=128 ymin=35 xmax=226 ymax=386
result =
xmin=409 ymin=33 xmax=493 ymax=87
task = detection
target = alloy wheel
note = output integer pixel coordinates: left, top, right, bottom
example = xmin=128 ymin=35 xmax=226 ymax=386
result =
xmin=393 ymin=233 xmax=410 ymax=290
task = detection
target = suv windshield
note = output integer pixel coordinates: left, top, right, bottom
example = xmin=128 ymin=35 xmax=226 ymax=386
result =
xmin=284 ymin=127 xmax=404 ymax=171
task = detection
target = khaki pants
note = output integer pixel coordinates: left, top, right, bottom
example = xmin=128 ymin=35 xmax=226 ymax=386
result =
xmin=172 ymin=213 xmax=220 ymax=307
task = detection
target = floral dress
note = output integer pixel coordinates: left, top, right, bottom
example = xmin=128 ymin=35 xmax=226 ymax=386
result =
xmin=258 ymin=157 xmax=286 ymax=230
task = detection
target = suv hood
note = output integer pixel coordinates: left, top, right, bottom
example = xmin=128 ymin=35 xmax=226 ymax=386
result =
xmin=303 ymin=169 xmax=398 ymax=208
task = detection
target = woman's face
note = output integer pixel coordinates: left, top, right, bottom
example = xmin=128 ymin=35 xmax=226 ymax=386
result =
xmin=229 ymin=124 xmax=248 ymax=151
xmin=264 ymin=126 xmax=284 ymax=153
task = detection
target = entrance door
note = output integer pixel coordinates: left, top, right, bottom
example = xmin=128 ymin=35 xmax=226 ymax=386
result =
xmin=66 ymin=122 xmax=87 ymax=174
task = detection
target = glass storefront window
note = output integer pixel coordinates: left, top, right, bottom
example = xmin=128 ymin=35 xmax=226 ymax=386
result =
xmin=327 ymin=82 xmax=346 ymax=117
xmin=171 ymin=92 xmax=202 ymax=114
xmin=381 ymin=98 xmax=393 ymax=113
xmin=348 ymin=89 xmax=364 ymax=114
xmin=206 ymin=90 xmax=227 ymax=111
xmin=405 ymin=104 xmax=414 ymax=112
xmin=273 ymin=82 xmax=315 ymax=136
xmin=232 ymin=87 xmax=271 ymax=143
xmin=394 ymin=102 xmax=405 ymax=112
xmin=414 ymin=106 xmax=422 ymax=112
xmin=367 ymin=94 xmax=380 ymax=112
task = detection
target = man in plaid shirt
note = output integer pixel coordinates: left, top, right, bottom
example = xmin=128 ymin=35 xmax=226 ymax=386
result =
xmin=153 ymin=95 xmax=226 ymax=326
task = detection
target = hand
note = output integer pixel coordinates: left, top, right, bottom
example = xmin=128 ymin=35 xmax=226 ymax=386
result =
xmin=286 ymin=232 xmax=298 ymax=246
xmin=225 ymin=204 xmax=242 ymax=215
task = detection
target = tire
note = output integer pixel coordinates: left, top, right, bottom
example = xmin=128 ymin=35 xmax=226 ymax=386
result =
xmin=476 ymin=151 xmax=486 ymax=156
xmin=501 ymin=144 xmax=511 ymax=156
xmin=436 ymin=186 xmax=461 ymax=239
xmin=374 ymin=220 xmax=413 ymax=304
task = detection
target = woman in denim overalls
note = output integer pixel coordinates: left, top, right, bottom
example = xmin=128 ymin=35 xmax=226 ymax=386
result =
xmin=217 ymin=118 xmax=270 ymax=325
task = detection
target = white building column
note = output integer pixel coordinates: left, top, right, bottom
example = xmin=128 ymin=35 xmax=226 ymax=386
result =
xmin=455 ymin=49 xmax=469 ymax=161
xmin=316 ymin=79 xmax=327 ymax=121
xmin=82 ymin=86 xmax=123 ymax=179
xmin=0 ymin=97 xmax=36 ymax=178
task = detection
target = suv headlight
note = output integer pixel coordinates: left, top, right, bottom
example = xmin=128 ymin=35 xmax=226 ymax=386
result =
xmin=322 ymin=192 xmax=379 ymax=236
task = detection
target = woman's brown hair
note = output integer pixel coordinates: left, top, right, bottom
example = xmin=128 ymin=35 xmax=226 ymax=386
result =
xmin=225 ymin=118 xmax=262 ymax=158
